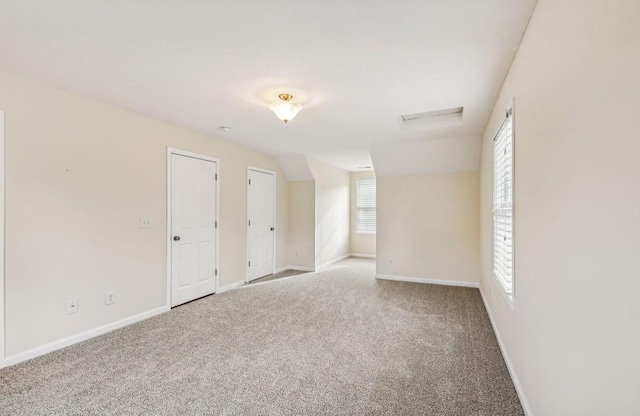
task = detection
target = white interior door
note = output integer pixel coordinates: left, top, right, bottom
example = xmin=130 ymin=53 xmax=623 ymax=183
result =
xmin=247 ymin=169 xmax=275 ymax=282
xmin=171 ymin=153 xmax=217 ymax=307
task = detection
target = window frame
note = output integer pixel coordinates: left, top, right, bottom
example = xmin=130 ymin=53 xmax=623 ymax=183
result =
xmin=493 ymin=101 xmax=516 ymax=309
xmin=355 ymin=176 xmax=376 ymax=235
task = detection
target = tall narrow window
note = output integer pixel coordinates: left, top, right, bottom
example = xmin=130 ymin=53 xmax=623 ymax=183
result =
xmin=493 ymin=108 xmax=514 ymax=300
xmin=356 ymin=177 xmax=376 ymax=234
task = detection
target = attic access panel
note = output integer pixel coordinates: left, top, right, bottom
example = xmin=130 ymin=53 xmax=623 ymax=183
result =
xmin=401 ymin=106 xmax=463 ymax=131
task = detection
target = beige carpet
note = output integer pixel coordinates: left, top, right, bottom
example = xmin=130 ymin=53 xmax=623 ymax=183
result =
xmin=0 ymin=258 xmax=523 ymax=415
xmin=248 ymin=269 xmax=309 ymax=285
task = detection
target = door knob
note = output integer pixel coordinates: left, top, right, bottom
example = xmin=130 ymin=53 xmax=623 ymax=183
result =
xmin=173 ymin=236 xmax=181 ymax=241
xmin=270 ymin=227 xmax=275 ymax=231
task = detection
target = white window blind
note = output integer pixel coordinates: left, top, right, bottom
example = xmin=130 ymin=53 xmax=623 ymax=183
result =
xmin=356 ymin=177 xmax=376 ymax=234
xmin=493 ymin=109 xmax=514 ymax=300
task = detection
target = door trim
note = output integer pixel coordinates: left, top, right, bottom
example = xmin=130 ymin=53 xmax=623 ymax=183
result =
xmin=166 ymin=148 xmax=220 ymax=308
xmin=0 ymin=111 xmax=5 ymax=368
xmin=246 ymin=166 xmax=276 ymax=283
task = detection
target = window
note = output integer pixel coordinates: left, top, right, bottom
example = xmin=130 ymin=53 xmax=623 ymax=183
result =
xmin=356 ymin=177 xmax=376 ymax=234
xmin=493 ymin=108 xmax=514 ymax=301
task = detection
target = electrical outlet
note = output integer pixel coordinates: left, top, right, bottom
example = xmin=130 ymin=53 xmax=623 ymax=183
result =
xmin=388 ymin=258 xmax=393 ymax=264
xmin=295 ymin=251 xmax=299 ymax=258
xmin=139 ymin=217 xmax=152 ymax=228
xmin=105 ymin=291 xmax=116 ymax=305
xmin=66 ymin=299 xmax=79 ymax=314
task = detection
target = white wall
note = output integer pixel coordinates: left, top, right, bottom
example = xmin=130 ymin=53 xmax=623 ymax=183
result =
xmin=0 ymin=71 xmax=288 ymax=358
xmin=376 ymin=171 xmax=479 ymax=284
xmin=479 ymin=1 xmax=640 ymax=414
xmin=350 ymin=171 xmax=376 ymax=257
xmin=286 ymin=180 xmax=315 ymax=269
xmin=306 ymin=157 xmax=350 ymax=268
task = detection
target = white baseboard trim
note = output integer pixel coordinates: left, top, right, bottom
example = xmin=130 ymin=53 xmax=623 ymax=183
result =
xmin=317 ymin=254 xmax=350 ymax=270
xmin=274 ymin=265 xmax=288 ymax=274
xmin=278 ymin=255 xmax=372 ymax=274
xmin=349 ymin=253 xmax=376 ymax=259
xmin=479 ymin=287 xmax=532 ymax=416
xmin=375 ymin=274 xmax=480 ymax=288
xmin=274 ymin=265 xmax=315 ymax=274
xmin=217 ymin=281 xmax=245 ymax=294
xmin=4 ymin=305 xmax=169 ymax=368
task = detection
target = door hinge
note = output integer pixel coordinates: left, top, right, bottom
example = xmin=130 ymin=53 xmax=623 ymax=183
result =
xmin=215 ymin=269 xmax=218 ymax=276
xmin=215 ymin=221 xmax=217 ymax=228
xmin=215 ymin=173 xmax=218 ymax=181
xmin=248 ymin=220 xmax=251 ymax=226
xmin=248 ymin=261 xmax=251 ymax=267
xmin=249 ymin=179 xmax=251 ymax=185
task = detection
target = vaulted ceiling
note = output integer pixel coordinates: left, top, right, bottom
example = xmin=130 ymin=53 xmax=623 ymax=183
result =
xmin=0 ymin=0 xmax=536 ymax=176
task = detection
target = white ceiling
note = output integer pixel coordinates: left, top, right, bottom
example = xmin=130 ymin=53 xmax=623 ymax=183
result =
xmin=0 ymin=0 xmax=536 ymax=175
xmin=371 ymin=135 xmax=482 ymax=176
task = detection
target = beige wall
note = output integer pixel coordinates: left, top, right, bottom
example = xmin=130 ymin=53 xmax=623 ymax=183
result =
xmin=376 ymin=171 xmax=479 ymax=284
xmin=0 ymin=71 xmax=288 ymax=357
xmin=286 ymin=180 xmax=315 ymax=269
xmin=350 ymin=171 xmax=376 ymax=256
xmin=479 ymin=1 xmax=640 ymax=414
xmin=306 ymin=157 xmax=350 ymax=269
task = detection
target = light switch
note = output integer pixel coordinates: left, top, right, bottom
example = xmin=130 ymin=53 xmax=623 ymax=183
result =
xmin=66 ymin=299 xmax=79 ymax=314
xmin=140 ymin=217 xmax=152 ymax=228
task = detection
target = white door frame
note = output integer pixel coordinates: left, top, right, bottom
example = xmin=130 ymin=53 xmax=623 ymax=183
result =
xmin=0 ymin=111 xmax=5 ymax=368
xmin=246 ymin=166 xmax=276 ymax=283
xmin=166 ymin=148 xmax=220 ymax=308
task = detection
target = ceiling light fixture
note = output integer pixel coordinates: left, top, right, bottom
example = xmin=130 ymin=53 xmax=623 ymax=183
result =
xmin=269 ymin=93 xmax=302 ymax=124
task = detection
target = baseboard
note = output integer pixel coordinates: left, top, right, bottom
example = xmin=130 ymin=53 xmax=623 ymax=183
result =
xmin=349 ymin=253 xmax=376 ymax=259
xmin=317 ymin=254 xmax=350 ymax=270
xmin=281 ymin=255 xmax=372 ymax=273
xmin=288 ymin=265 xmax=315 ymax=272
xmin=217 ymin=281 xmax=245 ymax=294
xmin=4 ymin=305 xmax=169 ymax=368
xmin=274 ymin=265 xmax=315 ymax=274
xmin=479 ymin=287 xmax=533 ymax=416
xmin=375 ymin=274 xmax=480 ymax=288
xmin=274 ymin=265 xmax=288 ymax=274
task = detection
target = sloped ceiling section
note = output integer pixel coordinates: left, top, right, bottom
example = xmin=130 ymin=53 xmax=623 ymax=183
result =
xmin=275 ymin=154 xmax=314 ymax=181
xmin=370 ymin=136 xmax=481 ymax=176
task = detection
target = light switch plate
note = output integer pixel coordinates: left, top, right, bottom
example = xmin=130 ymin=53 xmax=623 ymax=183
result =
xmin=66 ymin=299 xmax=79 ymax=314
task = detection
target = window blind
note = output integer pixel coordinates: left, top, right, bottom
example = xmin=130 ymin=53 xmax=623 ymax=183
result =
xmin=356 ymin=177 xmax=376 ymax=234
xmin=493 ymin=110 xmax=514 ymax=299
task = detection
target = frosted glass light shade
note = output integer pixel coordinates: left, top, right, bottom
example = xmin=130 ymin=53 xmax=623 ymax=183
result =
xmin=269 ymin=95 xmax=303 ymax=124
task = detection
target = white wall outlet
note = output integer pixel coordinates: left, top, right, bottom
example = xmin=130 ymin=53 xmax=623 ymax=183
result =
xmin=105 ymin=291 xmax=116 ymax=305
xmin=139 ymin=217 xmax=151 ymax=228
xmin=388 ymin=258 xmax=393 ymax=264
xmin=66 ymin=299 xmax=79 ymax=314
xmin=295 ymin=251 xmax=299 ymax=258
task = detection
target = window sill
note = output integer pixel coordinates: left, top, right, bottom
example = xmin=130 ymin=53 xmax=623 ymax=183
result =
xmin=355 ymin=231 xmax=376 ymax=235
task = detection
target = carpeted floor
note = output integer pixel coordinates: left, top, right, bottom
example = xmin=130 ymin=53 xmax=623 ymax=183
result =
xmin=248 ymin=269 xmax=309 ymax=285
xmin=0 ymin=258 xmax=523 ymax=415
